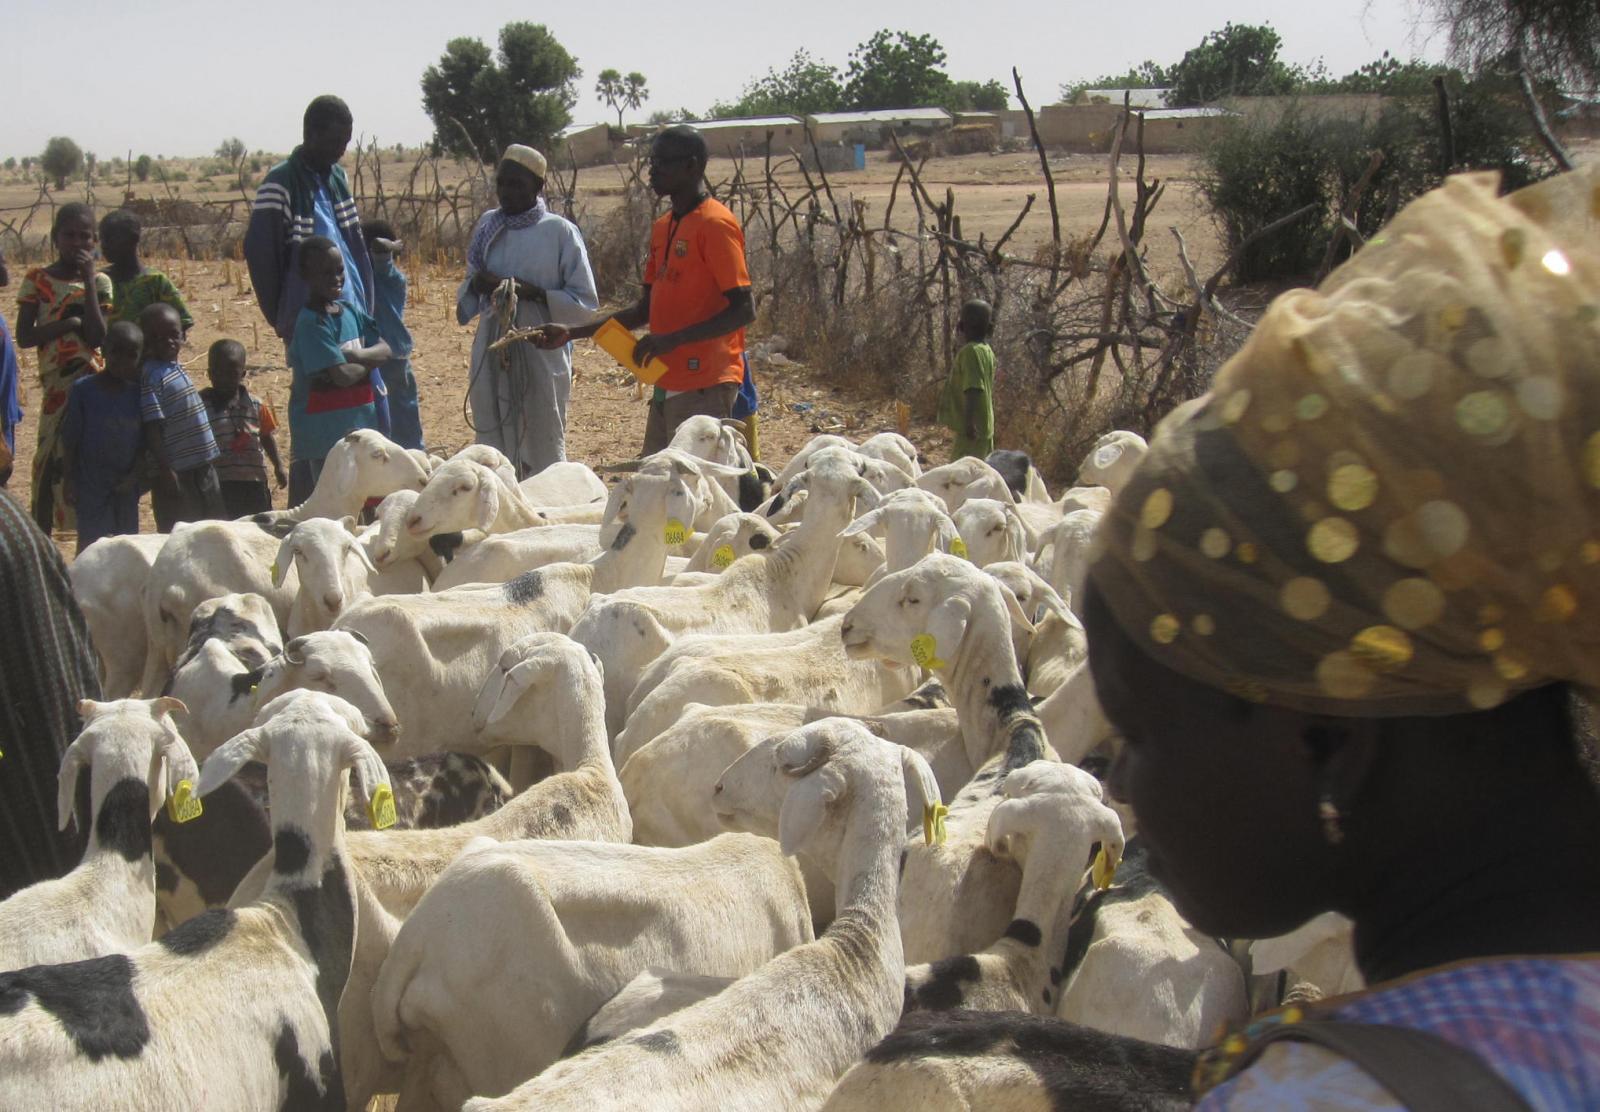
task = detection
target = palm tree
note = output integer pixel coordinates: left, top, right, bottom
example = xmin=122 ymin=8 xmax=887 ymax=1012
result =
xmin=596 ymin=69 xmax=650 ymax=129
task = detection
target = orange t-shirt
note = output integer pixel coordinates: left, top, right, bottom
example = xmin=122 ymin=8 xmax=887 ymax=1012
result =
xmin=646 ymin=197 xmax=750 ymax=392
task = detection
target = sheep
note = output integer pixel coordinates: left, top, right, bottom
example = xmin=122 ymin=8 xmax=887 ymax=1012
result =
xmin=984 ymin=448 xmax=1051 ymax=504
xmin=466 ymin=718 xmax=939 ymax=1112
xmin=249 ymin=427 xmax=430 ymax=535
xmin=70 ymin=532 xmax=168 ymax=698
xmin=1076 ymin=429 xmax=1148 ymax=495
xmin=0 ymin=691 xmax=390 ymax=1111
xmin=680 ymin=511 xmax=780 ymax=573
xmin=372 ymin=831 xmax=813 ymax=1106
xmin=660 ymin=414 xmax=775 ymax=509
xmin=572 ymin=449 xmax=880 ymax=738
xmin=272 ymin=516 xmax=383 ymax=637
xmin=952 ymin=497 xmax=1034 ymax=566
xmin=561 ymin=970 xmax=732 ymax=1057
xmin=430 ymin=523 xmax=604 ymax=590
xmin=821 ymin=1010 xmax=1195 ymax=1112
xmin=839 ymin=488 xmax=960 ymax=579
xmin=1054 ymin=839 xmax=1249 ymax=1049
xmin=137 ymin=519 xmax=298 ymax=695
xmin=0 ymin=699 xmax=198 ymax=971
xmin=359 ymin=489 xmax=445 ymax=589
xmin=1044 ymin=507 xmax=1102 ymax=618
xmin=1036 ymin=663 xmax=1115 ymax=768
xmin=902 ymin=761 xmax=1123 ymax=1016
xmin=1248 ymin=912 xmax=1362 ymax=1005
xmin=406 ymin=457 xmax=549 ymax=538
xmin=338 ymin=466 xmax=697 ymax=757
xmin=774 ymin=432 xmax=920 ymax=489
xmin=832 ymin=530 xmax=887 ymax=588
xmin=614 ymin=614 xmax=917 ymax=765
xmin=167 ymin=590 xmax=282 ymax=675
xmin=519 ymin=460 xmax=607 ymax=507
xmin=841 ymin=554 xmax=1056 ymax=963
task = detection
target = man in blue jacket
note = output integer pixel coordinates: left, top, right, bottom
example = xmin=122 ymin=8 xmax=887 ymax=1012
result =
xmin=245 ymin=94 xmax=375 ymax=504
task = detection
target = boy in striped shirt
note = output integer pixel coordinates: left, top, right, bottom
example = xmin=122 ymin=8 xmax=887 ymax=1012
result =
xmin=138 ymin=304 xmax=223 ymax=529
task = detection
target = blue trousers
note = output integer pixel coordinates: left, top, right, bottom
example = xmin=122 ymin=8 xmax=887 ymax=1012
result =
xmin=380 ymin=358 xmax=425 ymax=451
xmin=74 ymin=477 xmax=139 ymax=553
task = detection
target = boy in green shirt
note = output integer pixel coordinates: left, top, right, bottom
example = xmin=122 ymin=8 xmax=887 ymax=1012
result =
xmin=938 ymin=299 xmax=996 ymax=461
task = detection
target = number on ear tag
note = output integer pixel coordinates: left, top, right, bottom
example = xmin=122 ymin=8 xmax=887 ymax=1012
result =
xmin=663 ymin=519 xmax=689 ymax=546
xmin=368 ymin=784 xmax=397 ymax=830
xmin=712 ymin=544 xmax=736 ymax=569
xmin=910 ymin=634 xmax=947 ymax=671
xmin=922 ymin=802 xmax=949 ymax=846
xmin=167 ymin=780 xmax=204 ymax=824
xmin=950 ymin=537 xmax=969 ymax=560
xmin=1091 ymin=846 xmax=1118 ymax=890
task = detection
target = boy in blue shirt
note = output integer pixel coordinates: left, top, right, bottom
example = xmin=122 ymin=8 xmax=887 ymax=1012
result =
xmin=363 ymin=220 xmax=425 ymax=450
xmin=286 ymin=235 xmax=391 ymax=506
xmin=62 ymin=320 xmax=146 ymax=551
xmin=139 ymin=303 xmax=224 ymax=529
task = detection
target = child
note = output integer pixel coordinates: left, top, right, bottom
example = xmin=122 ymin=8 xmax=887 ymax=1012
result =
xmin=938 ymin=299 xmax=996 ymax=462
xmin=363 ymin=219 xmax=425 ymax=450
xmin=286 ymin=235 xmax=390 ymax=506
xmin=99 ymin=210 xmax=194 ymax=331
xmin=201 ymin=339 xmax=287 ymax=518
xmin=61 ymin=321 xmax=146 ymax=552
xmin=138 ymin=303 xmax=224 ymax=529
xmin=14 ymin=202 xmax=112 ymax=533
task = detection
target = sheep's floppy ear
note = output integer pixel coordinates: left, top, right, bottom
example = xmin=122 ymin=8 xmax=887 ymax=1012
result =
xmin=271 ymin=532 xmax=295 ymax=589
xmin=198 ymin=728 xmax=266 ymax=797
xmin=324 ymin=440 xmax=362 ymax=498
xmin=1087 ymin=800 xmax=1126 ymax=883
xmin=343 ymin=628 xmax=371 ymax=648
xmin=984 ymin=795 xmax=1031 ymax=858
xmin=925 ymin=594 xmax=973 ymax=658
xmin=481 ymin=659 xmax=539 ymax=730
xmin=851 ymin=478 xmax=882 ymax=512
xmin=339 ymin=731 xmax=391 ymax=810
xmin=769 ymin=487 xmax=808 ymax=525
xmin=998 ymin=582 xmax=1037 ymax=636
xmin=934 ymin=516 xmax=962 ymax=554
xmin=159 ymin=731 xmax=201 ymax=797
xmin=347 ymin=531 xmax=380 ymax=575
xmin=774 ymin=734 xmax=841 ymax=856
xmin=282 ymin=637 xmax=308 ymax=666
xmin=1003 ymin=504 xmax=1033 ymax=558
xmin=603 ymin=478 xmax=633 ymax=525
xmin=76 ymin=698 xmax=107 ymax=723
xmin=840 ymin=506 xmax=884 ymax=538
xmin=899 ymin=747 xmax=941 ymax=840
xmin=1024 ymin=572 xmax=1072 ymax=625
xmin=474 ymin=472 xmax=501 ymax=533
xmin=56 ymin=736 xmax=91 ymax=832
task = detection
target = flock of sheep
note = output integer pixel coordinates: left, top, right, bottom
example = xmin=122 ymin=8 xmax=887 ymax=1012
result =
xmin=0 ymin=418 xmax=1359 ymax=1110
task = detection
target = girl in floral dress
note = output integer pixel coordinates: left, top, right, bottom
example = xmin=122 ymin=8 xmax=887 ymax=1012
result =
xmin=15 ymin=203 xmax=112 ymax=534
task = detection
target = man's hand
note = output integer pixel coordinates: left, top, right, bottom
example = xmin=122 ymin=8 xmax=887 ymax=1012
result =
xmin=514 ymin=281 xmax=548 ymax=307
xmin=633 ymin=332 xmax=678 ymax=367
xmin=273 ymin=463 xmax=288 ymax=490
xmin=470 ymin=271 xmax=503 ymax=297
xmin=74 ymin=249 xmax=97 ymax=285
xmin=533 ymin=325 xmax=571 ymax=350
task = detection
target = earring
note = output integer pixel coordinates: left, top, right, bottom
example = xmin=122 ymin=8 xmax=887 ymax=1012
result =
xmin=1318 ymin=794 xmax=1345 ymax=846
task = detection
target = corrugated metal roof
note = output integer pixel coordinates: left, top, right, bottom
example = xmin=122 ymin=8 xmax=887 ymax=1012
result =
xmin=1141 ymin=107 xmax=1234 ymax=120
xmin=1081 ymin=88 xmax=1170 ymax=109
xmin=686 ymin=116 xmax=803 ymax=131
xmin=807 ymin=108 xmax=953 ymax=124
xmin=559 ymin=123 xmax=608 ymax=138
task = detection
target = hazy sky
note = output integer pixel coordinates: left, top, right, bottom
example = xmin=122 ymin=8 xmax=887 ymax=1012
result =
xmin=5 ymin=0 xmax=1443 ymax=159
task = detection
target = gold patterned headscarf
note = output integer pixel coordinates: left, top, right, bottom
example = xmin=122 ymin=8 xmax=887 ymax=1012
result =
xmin=1090 ymin=166 xmax=1600 ymax=717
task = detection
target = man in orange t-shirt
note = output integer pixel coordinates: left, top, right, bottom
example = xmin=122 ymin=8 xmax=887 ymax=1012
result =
xmin=538 ymin=125 xmax=755 ymax=453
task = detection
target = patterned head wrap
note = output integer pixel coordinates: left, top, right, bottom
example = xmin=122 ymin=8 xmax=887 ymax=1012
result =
xmin=501 ymin=144 xmax=548 ymax=180
xmin=1090 ymin=167 xmax=1600 ymax=717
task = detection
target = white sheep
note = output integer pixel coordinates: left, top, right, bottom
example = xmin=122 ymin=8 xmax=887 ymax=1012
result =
xmin=272 ymin=516 xmax=382 ymax=637
xmin=0 ymin=698 xmax=197 ymax=971
xmin=167 ymin=591 xmax=282 ymax=675
xmin=406 ymin=457 xmax=549 ymax=538
xmin=952 ymin=497 xmax=1034 ymax=566
xmin=372 ymin=830 xmax=813 ymax=1106
xmin=249 ymin=428 xmax=430 ymax=535
xmin=359 ymin=488 xmax=445 ymax=589
xmin=70 ymin=532 xmax=168 ymax=698
xmin=902 ymin=761 xmax=1123 ymax=1016
xmin=430 ymin=523 xmax=604 ymax=590
xmin=561 ymin=970 xmax=733 ymax=1057
xmin=915 ymin=457 xmax=1014 ymax=513
xmin=519 ymin=460 xmax=607 ymax=507
xmin=1248 ymin=912 xmax=1363 ymax=1003
xmin=614 ymin=614 xmax=916 ymax=764
xmin=680 ymin=511 xmax=780 ymax=574
xmin=1076 ymin=429 xmax=1148 ymax=494
xmin=775 ymin=432 xmax=919 ymax=489
xmin=1045 ymin=507 xmax=1103 ymax=617
xmin=839 ymin=488 xmax=960 ymax=580
xmin=0 ymin=691 xmax=391 ymax=1111
xmin=466 ymin=718 xmax=938 ymax=1112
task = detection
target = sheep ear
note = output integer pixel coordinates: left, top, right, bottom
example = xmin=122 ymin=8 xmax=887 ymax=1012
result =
xmin=340 ymin=731 xmax=391 ymax=809
xmin=325 ymin=442 xmax=362 ymax=498
xmin=851 ymin=479 xmax=882 ymax=512
xmin=899 ymin=747 xmax=941 ymax=841
xmin=999 ymin=584 xmax=1036 ymax=635
xmin=348 ymin=534 xmax=380 ymax=575
xmin=777 ymin=761 xmax=842 ymax=857
xmin=481 ymin=660 xmax=539 ymax=731
xmin=474 ymin=475 xmax=500 ymax=533
xmin=340 ymin=515 xmax=360 ymax=535
xmin=840 ymin=506 xmax=883 ymax=538
xmin=152 ymin=696 xmax=188 ymax=720
xmin=343 ymin=628 xmax=371 ymax=648
xmin=984 ymin=795 xmax=1028 ymax=858
xmin=272 ymin=533 xmax=295 ymax=589
xmin=934 ymin=517 xmax=961 ymax=553
xmin=925 ymin=595 xmax=973 ymax=658
xmin=283 ymin=637 xmax=308 ymax=666
xmin=77 ymin=698 xmax=106 ymax=722
xmin=160 ymin=732 xmax=201 ymax=798
xmin=1088 ymin=803 xmax=1126 ymax=889
xmin=56 ymin=737 xmax=90 ymax=832
xmin=198 ymin=728 xmax=266 ymax=797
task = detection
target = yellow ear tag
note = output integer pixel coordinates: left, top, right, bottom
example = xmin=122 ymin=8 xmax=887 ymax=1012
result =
xmin=910 ymin=634 xmax=947 ymax=671
xmin=269 ymin=561 xmax=280 ymax=581
xmin=368 ymin=784 xmax=398 ymax=830
xmin=712 ymin=544 xmax=736 ymax=569
xmin=167 ymin=780 xmax=204 ymax=824
xmin=1091 ymin=846 xmax=1118 ymax=890
xmin=663 ymin=519 xmax=689 ymax=546
xmin=922 ymin=802 xmax=949 ymax=846
xmin=950 ymin=537 xmax=969 ymax=560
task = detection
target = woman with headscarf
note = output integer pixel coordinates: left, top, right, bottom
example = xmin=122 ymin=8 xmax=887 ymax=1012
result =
xmin=457 ymin=144 xmax=598 ymax=478
xmin=1085 ymin=165 xmax=1600 ymax=1106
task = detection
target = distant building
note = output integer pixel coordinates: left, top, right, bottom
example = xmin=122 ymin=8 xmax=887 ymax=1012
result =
xmin=555 ymin=122 xmax=617 ymax=168
xmin=806 ymin=107 xmax=953 ymax=146
xmin=680 ymin=116 xmax=805 ymax=158
xmin=1078 ymin=88 xmax=1171 ymax=109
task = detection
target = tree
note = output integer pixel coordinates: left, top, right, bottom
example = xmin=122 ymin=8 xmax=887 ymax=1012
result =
xmin=421 ymin=22 xmax=581 ymax=163
xmin=1421 ymin=0 xmax=1598 ymax=87
xmin=85 ymin=152 xmax=96 ymax=185
xmin=1167 ymin=23 xmax=1301 ymax=106
xmin=843 ymin=30 xmax=951 ymax=110
xmin=1060 ymin=60 xmax=1173 ymax=102
xmin=134 ymin=154 xmax=152 ymax=182
xmin=646 ymin=108 xmax=694 ymax=125
xmin=943 ymin=79 xmax=1009 ymax=112
xmin=596 ymin=69 xmax=649 ymax=128
xmin=709 ymin=49 xmax=845 ymax=119
xmin=40 ymin=136 xmax=83 ymax=191
xmin=216 ymin=137 xmax=247 ymax=187
xmin=2 ymin=158 xmax=14 ymax=172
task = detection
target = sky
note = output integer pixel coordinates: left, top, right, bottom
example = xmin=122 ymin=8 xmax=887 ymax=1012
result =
xmin=3 ymin=0 xmax=1446 ymax=159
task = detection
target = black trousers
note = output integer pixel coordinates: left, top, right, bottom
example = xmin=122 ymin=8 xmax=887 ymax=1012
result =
xmin=152 ymin=462 xmax=225 ymax=532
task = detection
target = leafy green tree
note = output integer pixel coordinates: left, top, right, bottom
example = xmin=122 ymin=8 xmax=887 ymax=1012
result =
xmin=2 ymin=158 xmax=14 ymax=172
xmin=1060 ymin=61 xmax=1173 ymax=102
xmin=843 ymin=30 xmax=951 ymax=110
xmin=1167 ymin=23 xmax=1300 ymax=106
xmin=134 ymin=154 xmax=152 ymax=182
xmin=1314 ymin=52 xmax=1455 ymax=95
xmin=596 ymin=69 xmax=650 ymax=128
xmin=944 ymin=79 xmax=1009 ymax=111
xmin=709 ymin=49 xmax=845 ymax=118
xmin=1423 ymin=0 xmax=1599 ymax=86
xmin=40 ymin=136 xmax=83 ymax=191
xmin=421 ymin=22 xmax=580 ymax=163
xmin=646 ymin=108 xmax=694 ymax=125
xmin=216 ymin=137 xmax=247 ymax=187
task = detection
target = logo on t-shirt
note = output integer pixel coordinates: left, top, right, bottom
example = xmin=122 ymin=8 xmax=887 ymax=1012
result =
xmin=674 ymin=239 xmax=688 ymax=257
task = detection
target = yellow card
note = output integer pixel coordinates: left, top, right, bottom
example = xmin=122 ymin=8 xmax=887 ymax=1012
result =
xmin=712 ymin=544 xmax=736 ymax=569
xmin=950 ymin=538 xmax=969 ymax=560
xmin=1092 ymin=846 xmax=1118 ymax=890
xmin=910 ymin=634 xmax=947 ymax=671
xmin=368 ymin=784 xmax=398 ymax=831
xmin=922 ymin=802 xmax=949 ymax=846
xmin=167 ymin=780 xmax=204 ymax=824
xmin=663 ymin=519 xmax=689 ymax=546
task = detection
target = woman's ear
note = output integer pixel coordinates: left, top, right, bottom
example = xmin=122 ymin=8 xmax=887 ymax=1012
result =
xmin=1301 ymin=717 xmax=1381 ymax=816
